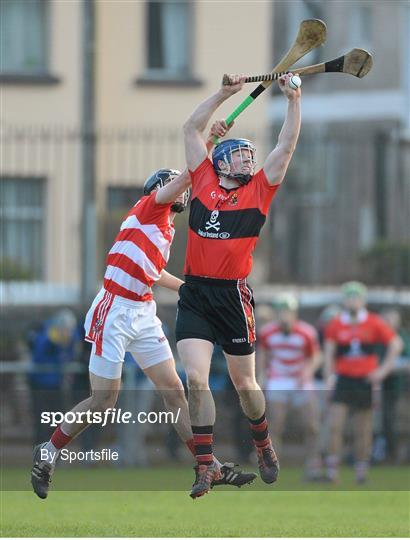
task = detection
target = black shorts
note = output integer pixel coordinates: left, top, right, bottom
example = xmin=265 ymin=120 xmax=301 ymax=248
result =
xmin=175 ymin=275 xmax=256 ymax=356
xmin=332 ymin=375 xmax=373 ymax=410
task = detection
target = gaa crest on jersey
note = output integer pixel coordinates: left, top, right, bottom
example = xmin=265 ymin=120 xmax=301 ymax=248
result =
xmin=228 ymin=193 xmax=238 ymax=206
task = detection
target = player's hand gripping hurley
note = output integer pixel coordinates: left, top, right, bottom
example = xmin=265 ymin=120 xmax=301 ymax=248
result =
xmin=213 ymin=18 xmax=327 ymax=144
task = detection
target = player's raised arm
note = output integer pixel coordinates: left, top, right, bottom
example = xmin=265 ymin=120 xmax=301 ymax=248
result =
xmin=155 ymin=120 xmax=233 ymax=205
xmin=183 ymin=75 xmax=245 ymax=171
xmin=263 ymin=73 xmax=301 ymax=186
xmin=155 ymin=169 xmax=191 ymax=205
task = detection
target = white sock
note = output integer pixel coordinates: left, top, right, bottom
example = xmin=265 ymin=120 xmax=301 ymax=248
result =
xmin=213 ymin=456 xmax=222 ymax=468
xmin=42 ymin=441 xmax=60 ymax=464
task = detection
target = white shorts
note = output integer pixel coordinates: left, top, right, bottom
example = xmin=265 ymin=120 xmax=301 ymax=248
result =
xmin=265 ymin=377 xmax=315 ymax=406
xmin=84 ymin=288 xmax=173 ymax=379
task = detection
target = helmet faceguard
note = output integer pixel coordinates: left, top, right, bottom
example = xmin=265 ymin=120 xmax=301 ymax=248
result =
xmin=143 ymin=168 xmax=190 ymax=213
xmin=212 ymin=139 xmax=256 ymax=185
xmin=170 ymin=189 xmax=190 ymax=214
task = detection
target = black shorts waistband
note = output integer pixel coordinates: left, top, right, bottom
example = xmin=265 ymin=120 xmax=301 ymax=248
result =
xmin=185 ymin=275 xmax=247 ymax=288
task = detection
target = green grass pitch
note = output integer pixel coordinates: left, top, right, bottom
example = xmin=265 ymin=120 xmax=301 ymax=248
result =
xmin=1 ymin=467 xmax=409 ymax=537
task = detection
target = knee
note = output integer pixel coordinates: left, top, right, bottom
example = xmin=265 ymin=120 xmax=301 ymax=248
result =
xmin=90 ymin=390 xmax=118 ymax=413
xmin=232 ymin=375 xmax=259 ymax=393
xmin=158 ymin=378 xmax=186 ymax=404
xmin=186 ymin=369 xmax=209 ymax=392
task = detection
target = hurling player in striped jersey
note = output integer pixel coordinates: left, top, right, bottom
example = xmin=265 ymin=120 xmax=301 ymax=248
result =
xmin=30 ymin=121 xmax=256 ymax=499
xmin=178 ymin=73 xmax=301 ymax=498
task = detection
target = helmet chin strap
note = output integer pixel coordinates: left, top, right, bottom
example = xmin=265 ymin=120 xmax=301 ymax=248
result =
xmin=218 ymin=171 xmax=252 ymax=185
xmin=170 ymin=201 xmax=185 ymax=213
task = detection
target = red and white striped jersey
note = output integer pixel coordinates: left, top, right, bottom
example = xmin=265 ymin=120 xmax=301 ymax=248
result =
xmin=103 ymin=193 xmax=174 ymax=302
xmin=259 ymin=321 xmax=319 ymax=379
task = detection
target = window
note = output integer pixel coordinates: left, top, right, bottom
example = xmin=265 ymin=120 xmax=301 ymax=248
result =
xmin=349 ymin=3 xmax=372 ymax=50
xmin=146 ymin=1 xmax=191 ymax=79
xmin=0 ymin=177 xmax=45 ymax=280
xmin=0 ymin=0 xmax=48 ymax=75
xmin=107 ymin=186 xmax=144 ymax=212
xmin=102 ymin=186 xmax=144 ymax=259
xmin=285 ymin=0 xmax=324 ymax=66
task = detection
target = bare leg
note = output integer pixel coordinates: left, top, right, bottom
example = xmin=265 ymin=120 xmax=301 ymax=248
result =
xmin=225 ymin=352 xmax=279 ymax=483
xmin=326 ymin=402 xmax=348 ymax=480
xmin=143 ymin=358 xmax=192 ymax=443
xmin=60 ymin=372 xmax=121 ymax=438
xmin=266 ymin=400 xmax=288 ymax=457
xmin=224 ymin=352 xmax=265 ymax=420
xmin=298 ymin=397 xmax=321 ymax=476
xmin=353 ymin=408 xmax=373 ymax=482
xmin=177 ymin=339 xmax=215 ymax=426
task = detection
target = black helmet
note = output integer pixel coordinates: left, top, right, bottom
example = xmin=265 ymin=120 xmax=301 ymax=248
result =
xmin=143 ymin=168 xmax=189 ymax=213
xmin=143 ymin=168 xmax=181 ymax=195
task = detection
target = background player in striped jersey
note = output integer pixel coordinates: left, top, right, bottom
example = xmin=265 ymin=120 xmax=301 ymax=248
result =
xmin=258 ymin=293 xmax=322 ymax=480
xmin=177 ymin=73 xmax=302 ymax=498
xmin=30 ymin=122 xmax=256 ymax=499
xmin=323 ymin=281 xmax=402 ymax=484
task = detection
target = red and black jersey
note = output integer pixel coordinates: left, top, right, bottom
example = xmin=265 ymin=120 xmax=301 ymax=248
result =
xmin=184 ymin=158 xmax=280 ymax=279
xmin=325 ymin=309 xmax=396 ymax=377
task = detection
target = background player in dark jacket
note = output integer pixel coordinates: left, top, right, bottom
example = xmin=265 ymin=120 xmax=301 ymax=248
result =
xmin=323 ymin=281 xmax=402 ymax=483
xmin=178 ymin=72 xmax=302 ymax=498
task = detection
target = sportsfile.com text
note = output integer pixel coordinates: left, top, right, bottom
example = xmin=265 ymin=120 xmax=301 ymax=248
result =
xmin=40 ymin=408 xmax=181 ymax=428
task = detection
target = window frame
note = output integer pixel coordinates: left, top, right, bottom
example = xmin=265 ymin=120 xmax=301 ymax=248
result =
xmin=0 ymin=0 xmax=60 ymax=85
xmin=136 ymin=0 xmax=202 ymax=88
xmin=0 ymin=175 xmax=47 ymax=281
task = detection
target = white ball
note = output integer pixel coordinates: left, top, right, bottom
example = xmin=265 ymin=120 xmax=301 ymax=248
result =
xmin=289 ymin=75 xmax=301 ymax=90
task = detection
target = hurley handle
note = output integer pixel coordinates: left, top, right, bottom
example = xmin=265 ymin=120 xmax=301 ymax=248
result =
xmin=222 ymin=72 xmax=288 ymax=85
xmin=212 ymin=95 xmax=254 ymax=144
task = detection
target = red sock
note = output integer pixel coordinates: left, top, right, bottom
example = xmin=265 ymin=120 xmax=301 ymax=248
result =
xmin=185 ymin=438 xmax=195 ymax=457
xmin=248 ymin=413 xmax=270 ymax=449
xmin=50 ymin=425 xmax=73 ymax=449
xmin=192 ymin=426 xmax=214 ymax=466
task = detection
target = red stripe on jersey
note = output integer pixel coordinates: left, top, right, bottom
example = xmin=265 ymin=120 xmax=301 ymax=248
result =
xmin=259 ymin=321 xmax=319 ymax=379
xmin=270 ymin=343 xmax=310 ymax=352
xmin=114 ymin=228 xmax=166 ymax=271
xmin=103 ymin=279 xmax=153 ymax=302
xmin=106 ymin=253 xmax=151 ymax=285
xmin=279 ymin=356 xmax=306 ymax=365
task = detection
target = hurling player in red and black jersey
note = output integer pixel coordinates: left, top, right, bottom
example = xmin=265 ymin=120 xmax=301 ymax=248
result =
xmin=177 ymin=73 xmax=302 ymax=498
xmin=323 ymin=282 xmax=402 ymax=484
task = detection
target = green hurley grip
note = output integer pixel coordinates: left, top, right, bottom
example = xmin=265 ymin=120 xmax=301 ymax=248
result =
xmin=226 ymin=95 xmax=255 ymax=123
xmin=212 ymin=95 xmax=255 ymax=144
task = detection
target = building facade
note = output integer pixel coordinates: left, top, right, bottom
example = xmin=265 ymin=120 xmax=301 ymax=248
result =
xmin=1 ymin=0 xmax=409 ymax=306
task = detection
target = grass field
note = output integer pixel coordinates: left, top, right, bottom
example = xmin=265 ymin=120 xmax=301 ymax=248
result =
xmin=1 ymin=468 xmax=409 ymax=537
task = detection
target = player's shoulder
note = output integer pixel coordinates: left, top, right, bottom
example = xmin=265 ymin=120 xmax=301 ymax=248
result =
xmin=323 ymin=315 xmax=342 ymax=337
xmin=251 ymin=168 xmax=280 ymax=190
xmin=366 ymin=311 xmax=387 ymax=327
xmin=129 ymin=193 xmax=169 ymax=223
xmin=190 ymin=157 xmax=214 ymax=177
